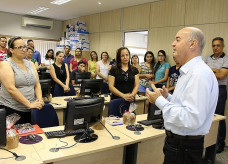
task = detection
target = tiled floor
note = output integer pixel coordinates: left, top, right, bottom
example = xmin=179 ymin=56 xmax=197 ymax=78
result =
xmin=215 ymin=147 xmax=228 ymax=164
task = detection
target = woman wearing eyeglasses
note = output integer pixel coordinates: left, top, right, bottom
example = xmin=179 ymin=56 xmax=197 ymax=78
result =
xmin=0 ymin=37 xmax=44 ymax=124
xmin=109 ymin=47 xmax=139 ymax=101
xmin=150 ymin=50 xmax=170 ymax=88
xmin=49 ymin=51 xmax=76 ymax=97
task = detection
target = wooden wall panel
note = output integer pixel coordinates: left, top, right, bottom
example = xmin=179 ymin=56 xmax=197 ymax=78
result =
xmin=190 ymin=23 xmax=228 ymax=57
xmin=123 ymin=3 xmax=150 ymax=31
xmin=100 ymin=9 xmax=121 ymax=32
xmin=148 ymin=26 xmax=184 ymax=66
xmin=85 ymin=13 xmax=100 ymax=33
xmin=89 ymin=33 xmax=100 ymax=55
xmin=150 ymin=0 xmax=185 ymax=28
xmin=99 ymin=32 xmax=122 ymax=59
xmin=185 ymin=0 xmax=228 ymax=25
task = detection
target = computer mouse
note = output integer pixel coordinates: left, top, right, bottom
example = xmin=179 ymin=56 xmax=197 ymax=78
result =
xmin=26 ymin=134 xmax=38 ymax=142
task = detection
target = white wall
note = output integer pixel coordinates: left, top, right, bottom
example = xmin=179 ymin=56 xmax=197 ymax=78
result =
xmin=0 ymin=11 xmax=63 ymax=40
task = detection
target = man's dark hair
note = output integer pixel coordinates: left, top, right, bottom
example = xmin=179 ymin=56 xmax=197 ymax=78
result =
xmin=0 ymin=36 xmax=7 ymax=40
xmin=27 ymin=39 xmax=33 ymax=44
xmin=65 ymin=45 xmax=71 ymax=49
xmin=212 ymin=37 xmax=224 ymax=45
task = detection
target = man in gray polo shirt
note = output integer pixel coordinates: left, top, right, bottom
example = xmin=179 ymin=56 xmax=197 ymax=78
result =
xmin=204 ymin=37 xmax=228 ymax=153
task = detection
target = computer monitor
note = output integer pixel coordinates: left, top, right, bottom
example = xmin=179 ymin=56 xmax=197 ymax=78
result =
xmin=147 ymin=103 xmax=163 ymax=120
xmin=74 ymin=72 xmax=91 ymax=84
xmin=64 ymin=97 xmax=104 ymax=143
xmin=40 ymin=79 xmax=52 ymax=100
xmin=0 ymin=108 xmax=6 ymax=147
xmin=80 ymin=79 xmax=103 ymax=97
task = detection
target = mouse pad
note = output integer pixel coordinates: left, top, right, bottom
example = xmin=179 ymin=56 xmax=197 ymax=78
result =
xmin=19 ymin=135 xmax=43 ymax=144
xmin=126 ymin=125 xmax=144 ymax=131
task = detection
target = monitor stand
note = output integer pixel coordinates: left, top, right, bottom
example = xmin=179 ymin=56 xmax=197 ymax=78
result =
xmin=74 ymin=129 xmax=98 ymax=143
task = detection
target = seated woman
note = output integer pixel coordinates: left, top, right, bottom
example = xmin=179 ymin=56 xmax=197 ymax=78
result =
xmin=88 ymin=51 xmax=98 ymax=79
xmin=70 ymin=48 xmax=88 ymax=72
xmin=96 ymin=51 xmax=110 ymax=94
xmin=151 ymin=50 xmax=170 ymax=88
xmin=0 ymin=37 xmax=44 ymax=124
xmin=138 ymin=51 xmax=155 ymax=95
xmin=41 ymin=49 xmax=55 ymax=71
xmin=71 ymin=60 xmax=86 ymax=85
xmin=49 ymin=51 xmax=75 ymax=97
xmin=25 ymin=46 xmax=39 ymax=70
xmin=109 ymin=47 xmax=139 ymax=102
xmin=131 ymin=54 xmax=141 ymax=72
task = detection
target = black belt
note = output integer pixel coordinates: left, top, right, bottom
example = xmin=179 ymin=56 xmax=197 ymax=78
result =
xmin=165 ymin=130 xmax=204 ymax=140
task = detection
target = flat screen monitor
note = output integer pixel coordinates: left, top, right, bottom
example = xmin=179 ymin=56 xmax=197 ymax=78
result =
xmin=0 ymin=108 xmax=6 ymax=147
xmin=74 ymin=72 xmax=91 ymax=84
xmin=147 ymin=103 xmax=163 ymax=120
xmin=80 ymin=79 xmax=103 ymax=97
xmin=40 ymin=79 xmax=52 ymax=98
xmin=64 ymin=97 xmax=104 ymax=142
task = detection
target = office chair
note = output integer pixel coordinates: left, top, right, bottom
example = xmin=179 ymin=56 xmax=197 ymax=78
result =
xmin=32 ymin=104 xmax=59 ymax=128
xmin=108 ymin=98 xmax=130 ymax=117
xmin=40 ymin=72 xmax=51 ymax=80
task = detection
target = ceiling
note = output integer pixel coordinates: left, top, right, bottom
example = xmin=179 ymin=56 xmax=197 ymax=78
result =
xmin=0 ymin=0 xmax=160 ymax=21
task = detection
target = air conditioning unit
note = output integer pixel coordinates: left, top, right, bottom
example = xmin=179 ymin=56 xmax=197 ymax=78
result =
xmin=22 ymin=17 xmax=53 ymax=30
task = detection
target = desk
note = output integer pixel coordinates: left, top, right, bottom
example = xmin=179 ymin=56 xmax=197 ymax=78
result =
xmin=51 ymin=95 xmax=147 ymax=125
xmin=0 ymin=142 xmax=42 ymax=164
xmin=110 ymin=114 xmax=226 ymax=164
xmin=0 ymin=114 xmax=225 ymax=164
xmin=32 ymin=126 xmax=135 ymax=164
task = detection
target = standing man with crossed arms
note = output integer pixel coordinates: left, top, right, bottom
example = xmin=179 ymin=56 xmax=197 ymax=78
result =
xmin=146 ymin=27 xmax=218 ymax=164
xmin=204 ymin=37 xmax=228 ymax=153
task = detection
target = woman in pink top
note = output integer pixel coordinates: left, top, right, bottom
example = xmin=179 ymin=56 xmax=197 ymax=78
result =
xmin=69 ymin=48 xmax=88 ymax=72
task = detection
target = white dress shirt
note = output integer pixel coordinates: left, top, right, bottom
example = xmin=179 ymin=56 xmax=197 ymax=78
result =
xmin=156 ymin=56 xmax=218 ymax=136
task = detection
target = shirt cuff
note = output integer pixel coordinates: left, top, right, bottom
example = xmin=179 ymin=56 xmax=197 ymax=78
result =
xmin=155 ymin=96 xmax=169 ymax=110
xmin=166 ymin=94 xmax=172 ymax=102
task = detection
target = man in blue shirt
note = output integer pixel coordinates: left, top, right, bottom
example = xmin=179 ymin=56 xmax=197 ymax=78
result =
xmin=27 ymin=40 xmax=41 ymax=65
xmin=63 ymin=45 xmax=74 ymax=71
xmin=146 ymin=27 xmax=218 ymax=164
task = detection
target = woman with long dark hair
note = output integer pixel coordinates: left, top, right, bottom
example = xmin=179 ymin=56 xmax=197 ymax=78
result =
xmin=41 ymin=49 xmax=54 ymax=70
xmin=70 ymin=48 xmax=88 ymax=72
xmin=138 ymin=51 xmax=155 ymax=95
xmin=109 ymin=47 xmax=139 ymax=101
xmin=49 ymin=51 xmax=75 ymax=97
xmin=152 ymin=50 xmax=170 ymax=88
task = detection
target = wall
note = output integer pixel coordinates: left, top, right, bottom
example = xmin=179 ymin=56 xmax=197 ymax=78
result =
xmin=63 ymin=0 xmax=228 ymax=145
xmin=0 ymin=11 xmax=63 ymax=40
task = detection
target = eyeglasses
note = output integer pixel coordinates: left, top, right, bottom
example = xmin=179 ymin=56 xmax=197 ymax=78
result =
xmin=122 ymin=71 xmax=128 ymax=81
xmin=14 ymin=45 xmax=28 ymax=51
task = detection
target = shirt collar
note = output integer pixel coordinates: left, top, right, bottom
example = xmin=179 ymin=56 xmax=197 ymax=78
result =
xmin=179 ymin=56 xmax=201 ymax=76
xmin=210 ymin=52 xmax=225 ymax=59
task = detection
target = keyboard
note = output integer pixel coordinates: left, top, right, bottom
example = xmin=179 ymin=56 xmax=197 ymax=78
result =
xmin=138 ymin=119 xmax=162 ymax=126
xmin=45 ymin=128 xmax=94 ymax=139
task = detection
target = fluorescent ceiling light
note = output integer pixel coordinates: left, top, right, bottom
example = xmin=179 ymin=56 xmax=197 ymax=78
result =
xmin=28 ymin=7 xmax=49 ymax=14
xmin=50 ymin=0 xmax=72 ymax=5
xmin=98 ymin=1 xmax=102 ymax=5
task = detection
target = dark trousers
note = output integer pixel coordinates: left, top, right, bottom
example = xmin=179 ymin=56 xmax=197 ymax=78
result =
xmin=0 ymin=105 xmax=31 ymax=124
xmin=163 ymin=136 xmax=204 ymax=164
xmin=101 ymin=82 xmax=110 ymax=94
xmin=215 ymin=85 xmax=227 ymax=147
xmin=52 ymin=83 xmax=76 ymax=97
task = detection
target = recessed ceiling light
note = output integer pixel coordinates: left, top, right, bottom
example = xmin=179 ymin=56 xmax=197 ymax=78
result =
xmin=28 ymin=7 xmax=49 ymax=15
xmin=98 ymin=1 xmax=102 ymax=5
xmin=51 ymin=0 xmax=72 ymax=5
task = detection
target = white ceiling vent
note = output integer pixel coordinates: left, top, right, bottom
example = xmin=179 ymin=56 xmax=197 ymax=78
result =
xmin=22 ymin=17 xmax=53 ymax=30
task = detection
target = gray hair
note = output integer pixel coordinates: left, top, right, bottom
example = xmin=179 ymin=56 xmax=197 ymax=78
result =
xmin=186 ymin=27 xmax=205 ymax=53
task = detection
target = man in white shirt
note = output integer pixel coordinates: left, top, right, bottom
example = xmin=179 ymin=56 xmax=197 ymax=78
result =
xmin=146 ymin=27 xmax=218 ymax=164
